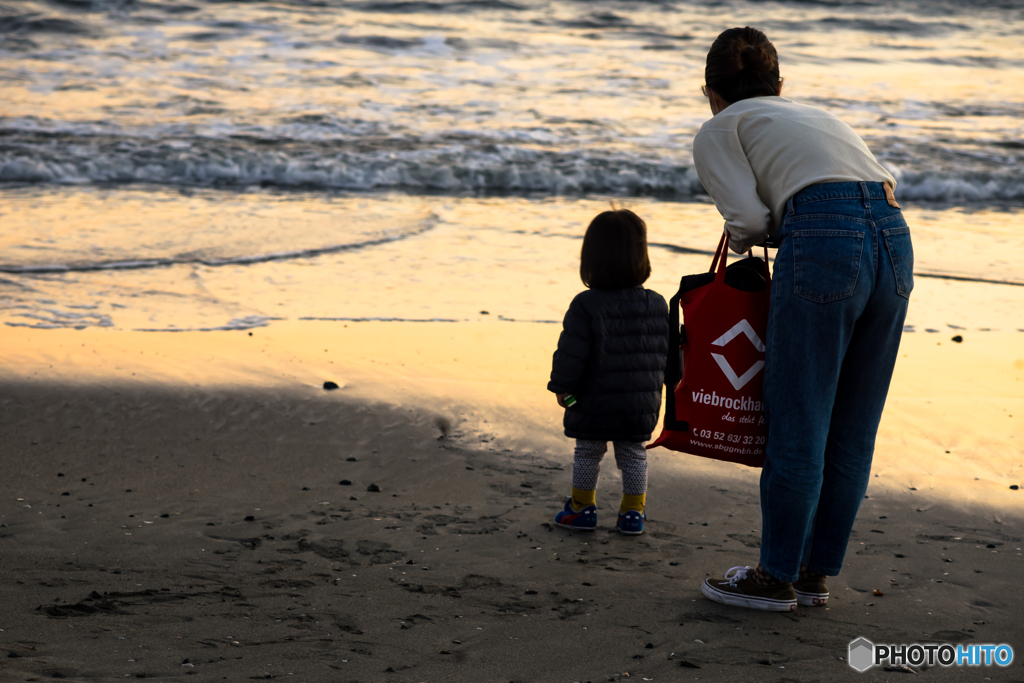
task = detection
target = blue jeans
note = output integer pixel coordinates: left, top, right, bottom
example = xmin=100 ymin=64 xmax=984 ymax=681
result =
xmin=759 ymin=181 xmax=913 ymax=582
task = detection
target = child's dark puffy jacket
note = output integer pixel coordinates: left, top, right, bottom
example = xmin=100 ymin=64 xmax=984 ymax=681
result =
xmin=548 ymin=286 xmax=669 ymax=441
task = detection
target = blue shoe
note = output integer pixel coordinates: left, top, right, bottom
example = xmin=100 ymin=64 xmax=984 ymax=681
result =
xmin=554 ymin=499 xmax=597 ymax=531
xmin=617 ymin=510 xmax=646 ymax=535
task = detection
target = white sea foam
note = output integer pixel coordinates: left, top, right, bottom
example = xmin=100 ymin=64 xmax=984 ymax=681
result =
xmin=895 ymin=173 xmax=1024 ymax=202
xmin=2 ymin=135 xmax=1021 ymax=203
xmin=0 ymin=137 xmax=704 ymax=197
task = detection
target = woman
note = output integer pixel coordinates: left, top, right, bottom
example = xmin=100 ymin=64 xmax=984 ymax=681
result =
xmin=693 ymin=27 xmax=914 ymax=611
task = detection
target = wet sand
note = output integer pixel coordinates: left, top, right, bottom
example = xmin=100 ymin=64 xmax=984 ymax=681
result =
xmin=1 ymin=323 xmax=1022 ymax=681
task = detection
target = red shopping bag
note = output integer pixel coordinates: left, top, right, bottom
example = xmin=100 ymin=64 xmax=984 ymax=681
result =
xmin=648 ymin=232 xmax=770 ymax=467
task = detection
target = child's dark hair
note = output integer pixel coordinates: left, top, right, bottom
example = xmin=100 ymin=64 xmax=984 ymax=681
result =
xmin=580 ymin=209 xmax=651 ymax=290
xmin=705 ymin=26 xmax=782 ymax=104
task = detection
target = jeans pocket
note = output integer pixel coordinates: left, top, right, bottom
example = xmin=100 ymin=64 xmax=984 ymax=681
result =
xmin=882 ymin=226 xmax=914 ymax=299
xmin=792 ymin=229 xmax=864 ymax=303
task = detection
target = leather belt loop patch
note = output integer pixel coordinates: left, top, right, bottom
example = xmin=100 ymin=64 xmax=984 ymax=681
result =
xmin=884 ymin=183 xmax=900 ymax=208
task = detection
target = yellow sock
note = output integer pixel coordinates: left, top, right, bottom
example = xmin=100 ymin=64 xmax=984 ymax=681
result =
xmin=620 ymin=493 xmax=646 ymax=514
xmin=570 ymin=487 xmax=596 ymax=511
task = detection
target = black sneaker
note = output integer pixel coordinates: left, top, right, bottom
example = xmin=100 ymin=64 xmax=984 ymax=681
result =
xmin=794 ymin=574 xmax=829 ymax=606
xmin=701 ymin=566 xmax=797 ymax=612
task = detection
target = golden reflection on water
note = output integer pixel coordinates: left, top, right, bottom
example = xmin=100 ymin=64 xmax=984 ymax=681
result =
xmin=4 ymin=2 xmax=1023 ymax=153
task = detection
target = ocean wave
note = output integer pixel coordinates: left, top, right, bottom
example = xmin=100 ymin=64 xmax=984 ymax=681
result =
xmin=36 ymin=0 xmax=141 ymax=11
xmin=0 ymin=213 xmax=439 ymax=274
xmin=344 ymin=1 xmax=526 ymax=13
xmin=0 ymin=130 xmax=705 ymax=197
xmin=819 ymin=17 xmax=972 ymax=36
xmin=0 ymin=14 xmax=96 ymax=35
xmin=1 ymin=128 xmax=1022 ymax=203
xmin=894 ymin=172 xmax=1024 ymax=202
xmin=550 ymin=11 xmax=633 ymax=29
xmin=11 ymin=0 xmax=1019 ymax=21
xmin=763 ymin=16 xmax=972 ymax=38
xmin=336 ymin=34 xmax=424 ymax=49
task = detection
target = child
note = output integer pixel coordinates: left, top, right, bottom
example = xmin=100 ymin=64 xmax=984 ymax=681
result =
xmin=548 ymin=209 xmax=669 ymax=535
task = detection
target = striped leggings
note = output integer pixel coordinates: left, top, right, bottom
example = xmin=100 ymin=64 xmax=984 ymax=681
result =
xmin=572 ymin=440 xmax=648 ymax=496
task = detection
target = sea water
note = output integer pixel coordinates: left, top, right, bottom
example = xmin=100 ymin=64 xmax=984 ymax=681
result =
xmin=1 ymin=0 xmax=1022 ymax=333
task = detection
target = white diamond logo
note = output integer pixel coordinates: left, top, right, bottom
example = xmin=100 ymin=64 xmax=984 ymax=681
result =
xmin=711 ymin=319 xmax=765 ymax=390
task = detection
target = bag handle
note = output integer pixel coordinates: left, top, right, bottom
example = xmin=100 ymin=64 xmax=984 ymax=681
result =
xmin=763 ymin=243 xmax=771 ymax=291
xmin=754 ymin=243 xmax=772 ymax=291
xmin=709 ymin=230 xmax=728 ymax=275
xmin=663 ymin=282 xmax=689 ymax=432
xmin=671 ymin=229 xmax=728 ymax=401
xmin=712 ymin=230 xmax=773 ymax=289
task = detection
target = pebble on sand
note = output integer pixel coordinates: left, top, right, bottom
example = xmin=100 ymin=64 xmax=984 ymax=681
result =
xmin=1011 ymin=485 xmax=1019 ymax=490
xmin=323 ymin=381 xmax=339 ymax=390
xmin=339 ymin=480 xmax=352 ymax=486
xmin=951 ymin=335 xmax=963 ymax=343
xmin=244 ymin=516 xmax=255 ymax=522
xmin=434 ymin=417 xmax=451 ymax=439
xmin=367 ymin=484 xmax=382 ymax=492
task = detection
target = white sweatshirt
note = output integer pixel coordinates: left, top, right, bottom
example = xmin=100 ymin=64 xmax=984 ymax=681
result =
xmin=692 ymin=96 xmax=895 ymax=254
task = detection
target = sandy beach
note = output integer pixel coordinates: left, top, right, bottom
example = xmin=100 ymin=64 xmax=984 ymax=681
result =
xmin=1 ymin=322 xmax=1021 ymax=682
xmin=3 ymin=0 xmax=1024 ymax=678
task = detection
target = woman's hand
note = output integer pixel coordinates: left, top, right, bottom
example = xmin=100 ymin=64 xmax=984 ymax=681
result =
xmin=556 ymin=393 xmax=568 ymax=408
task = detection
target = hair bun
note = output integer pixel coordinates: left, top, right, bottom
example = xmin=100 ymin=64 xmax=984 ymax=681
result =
xmin=737 ymin=40 xmax=774 ymax=74
xmin=705 ymin=26 xmax=781 ymax=102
